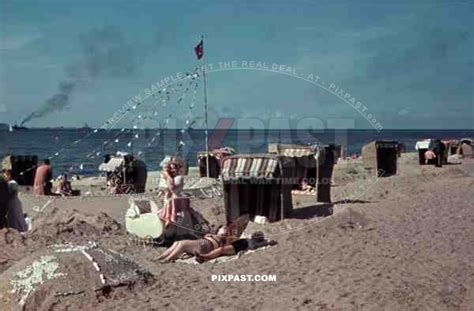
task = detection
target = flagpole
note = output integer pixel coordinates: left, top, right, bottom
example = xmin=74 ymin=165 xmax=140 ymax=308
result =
xmin=201 ymin=35 xmax=210 ymax=178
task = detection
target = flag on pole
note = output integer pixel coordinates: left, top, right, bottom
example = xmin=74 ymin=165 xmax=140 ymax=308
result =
xmin=194 ymin=40 xmax=203 ymax=60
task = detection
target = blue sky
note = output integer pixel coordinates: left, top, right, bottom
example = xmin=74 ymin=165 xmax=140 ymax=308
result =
xmin=0 ymin=0 xmax=473 ymax=129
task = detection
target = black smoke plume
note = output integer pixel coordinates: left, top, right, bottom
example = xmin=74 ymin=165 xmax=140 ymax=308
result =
xmin=21 ymin=26 xmax=138 ymax=126
xmin=21 ymin=82 xmax=75 ymax=126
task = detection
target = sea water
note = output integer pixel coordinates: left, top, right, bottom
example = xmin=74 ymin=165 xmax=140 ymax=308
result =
xmin=1 ymin=128 xmax=472 ymax=176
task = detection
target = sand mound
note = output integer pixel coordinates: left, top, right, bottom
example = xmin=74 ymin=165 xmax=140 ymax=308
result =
xmin=419 ymin=165 xmax=470 ymax=181
xmin=0 ymin=229 xmax=28 ymax=274
xmin=31 ymin=208 xmax=122 ymax=243
xmin=0 ymin=228 xmax=26 ymax=248
xmin=337 ymin=208 xmax=371 ymax=230
xmin=440 ymin=166 xmax=470 ymax=178
xmin=0 ymin=245 xmax=154 ymax=310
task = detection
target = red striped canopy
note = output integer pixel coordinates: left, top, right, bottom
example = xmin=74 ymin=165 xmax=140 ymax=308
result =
xmin=221 ymin=155 xmax=280 ymax=179
xmin=268 ymin=143 xmax=318 ymax=157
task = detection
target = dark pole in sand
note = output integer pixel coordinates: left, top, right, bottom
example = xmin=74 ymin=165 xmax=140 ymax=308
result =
xmin=201 ymin=35 xmax=210 ymax=178
xmin=131 ymin=123 xmax=134 ymax=156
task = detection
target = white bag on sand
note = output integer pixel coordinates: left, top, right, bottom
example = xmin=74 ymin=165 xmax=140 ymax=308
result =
xmin=447 ymin=154 xmax=462 ymax=164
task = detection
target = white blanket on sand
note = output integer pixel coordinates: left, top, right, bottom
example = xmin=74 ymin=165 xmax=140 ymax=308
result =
xmin=176 ymin=246 xmax=271 ymax=265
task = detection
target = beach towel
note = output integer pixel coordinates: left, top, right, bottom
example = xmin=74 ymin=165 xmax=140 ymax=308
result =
xmin=176 ymin=245 xmax=273 ymax=265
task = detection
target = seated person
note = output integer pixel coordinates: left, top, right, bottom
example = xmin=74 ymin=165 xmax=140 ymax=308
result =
xmin=55 ymin=174 xmax=73 ymax=196
xmin=196 ymin=231 xmax=277 ymax=263
xmin=158 ymin=226 xmax=234 ymax=263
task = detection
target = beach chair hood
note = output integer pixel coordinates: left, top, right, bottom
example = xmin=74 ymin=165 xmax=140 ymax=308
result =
xmin=221 ymin=154 xmax=280 ymax=180
xmin=98 ymin=157 xmax=124 ymax=172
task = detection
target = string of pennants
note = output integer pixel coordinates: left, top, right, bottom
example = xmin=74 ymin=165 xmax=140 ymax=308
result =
xmin=82 ymin=74 xmax=200 ymax=160
xmin=19 ymin=67 xmax=202 ymax=176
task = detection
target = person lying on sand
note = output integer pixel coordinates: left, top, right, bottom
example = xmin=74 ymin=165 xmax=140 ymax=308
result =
xmin=195 ymin=231 xmax=277 ymax=263
xmin=158 ymin=225 xmax=235 ymax=263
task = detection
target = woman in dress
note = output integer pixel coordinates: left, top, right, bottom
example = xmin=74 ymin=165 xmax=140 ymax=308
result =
xmin=0 ymin=173 xmax=9 ymax=229
xmin=158 ymin=161 xmax=188 ymax=227
xmin=2 ymin=170 xmax=28 ymax=233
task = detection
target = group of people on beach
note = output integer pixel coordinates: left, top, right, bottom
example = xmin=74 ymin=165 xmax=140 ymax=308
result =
xmin=0 ymin=158 xmax=75 ymax=233
xmin=33 ymin=159 xmax=74 ymax=196
xmin=156 ymin=157 xmax=277 ymax=263
xmin=1 ymin=154 xmax=278 ymax=263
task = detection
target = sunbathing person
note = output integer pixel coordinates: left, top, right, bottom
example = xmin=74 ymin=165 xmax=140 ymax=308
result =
xmin=196 ymin=231 xmax=277 ymax=263
xmin=158 ymin=226 xmax=235 ymax=263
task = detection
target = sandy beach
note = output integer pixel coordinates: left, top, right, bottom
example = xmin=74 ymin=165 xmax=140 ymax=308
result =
xmin=1 ymin=1 xmax=473 ymax=309
xmin=0 ymin=152 xmax=472 ymax=310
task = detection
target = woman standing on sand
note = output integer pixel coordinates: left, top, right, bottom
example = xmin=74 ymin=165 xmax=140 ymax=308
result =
xmin=0 ymin=173 xmax=9 ymax=229
xmin=158 ymin=160 xmax=189 ymax=227
xmin=2 ymin=170 xmax=27 ymax=233
xmin=34 ymin=159 xmax=53 ymax=195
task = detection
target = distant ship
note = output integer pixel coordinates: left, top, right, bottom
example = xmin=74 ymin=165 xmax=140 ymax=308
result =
xmin=11 ymin=123 xmax=28 ymax=131
xmin=80 ymin=123 xmax=92 ymax=131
